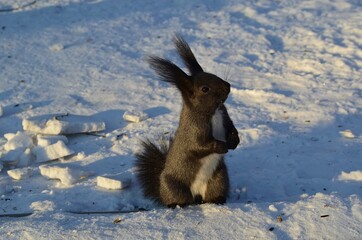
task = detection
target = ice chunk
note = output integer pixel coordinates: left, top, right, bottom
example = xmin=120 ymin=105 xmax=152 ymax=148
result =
xmin=23 ymin=113 xmax=106 ymax=135
xmin=76 ymin=152 xmax=86 ymax=160
xmin=123 ymin=110 xmax=148 ymax=123
xmin=268 ymin=204 xmax=278 ymax=212
xmin=4 ymin=133 xmax=16 ymax=141
xmin=30 ymin=200 xmax=55 ymax=212
xmin=33 ymin=141 xmax=74 ymax=163
xmin=4 ymin=131 xmax=34 ymax=151
xmin=49 ymin=44 xmax=64 ymax=52
xmin=0 ymin=104 xmax=3 ymax=117
xmin=0 ymin=148 xmax=24 ymax=166
xmin=338 ymin=171 xmax=362 ymax=182
xmin=36 ymin=134 xmax=68 ymax=147
xmin=39 ymin=164 xmax=92 ymax=186
xmin=97 ymin=172 xmax=132 ymax=190
xmin=339 ymin=129 xmax=355 ymax=139
xmin=7 ymin=167 xmax=34 ymax=180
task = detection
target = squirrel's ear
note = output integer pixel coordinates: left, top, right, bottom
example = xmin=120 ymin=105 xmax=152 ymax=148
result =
xmin=148 ymin=56 xmax=194 ymax=96
xmin=173 ymin=35 xmax=204 ymax=76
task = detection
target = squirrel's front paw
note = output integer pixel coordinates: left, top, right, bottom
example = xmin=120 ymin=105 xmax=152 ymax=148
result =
xmin=214 ymin=140 xmax=228 ymax=154
xmin=227 ymin=131 xmax=240 ymax=150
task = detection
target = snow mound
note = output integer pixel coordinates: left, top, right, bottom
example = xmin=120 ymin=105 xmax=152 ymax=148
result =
xmin=39 ymin=164 xmax=92 ymax=186
xmin=33 ymin=141 xmax=74 ymax=163
xmin=338 ymin=171 xmax=362 ymax=182
xmin=23 ymin=113 xmax=106 ymax=135
xmin=97 ymin=172 xmax=132 ymax=190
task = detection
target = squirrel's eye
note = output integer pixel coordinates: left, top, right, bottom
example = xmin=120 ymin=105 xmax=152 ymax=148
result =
xmin=201 ymin=86 xmax=210 ymax=93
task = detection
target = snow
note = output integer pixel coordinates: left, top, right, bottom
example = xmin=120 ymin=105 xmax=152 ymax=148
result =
xmin=268 ymin=204 xmax=278 ymax=212
xmin=14 ymin=148 xmax=33 ymax=167
xmin=338 ymin=171 xmax=362 ymax=182
xmin=339 ymin=129 xmax=356 ymax=139
xmin=36 ymin=134 xmax=68 ymax=147
xmin=30 ymin=200 xmax=56 ymax=213
xmin=23 ymin=113 xmax=106 ymax=135
xmin=49 ymin=43 xmax=64 ymax=52
xmin=97 ymin=172 xmax=132 ymax=190
xmin=39 ymin=164 xmax=92 ymax=186
xmin=3 ymin=131 xmax=33 ymax=151
xmin=7 ymin=167 xmax=34 ymax=180
xmin=123 ymin=110 xmax=148 ymax=123
xmin=0 ymin=0 xmax=361 ymax=239
xmin=0 ymin=148 xmax=25 ymax=166
xmin=33 ymin=141 xmax=74 ymax=163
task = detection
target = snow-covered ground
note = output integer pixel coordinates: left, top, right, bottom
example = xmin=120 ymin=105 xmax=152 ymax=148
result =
xmin=1 ymin=0 xmax=361 ymax=239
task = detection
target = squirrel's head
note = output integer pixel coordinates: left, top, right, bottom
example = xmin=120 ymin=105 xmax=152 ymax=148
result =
xmin=148 ymin=35 xmax=230 ymax=114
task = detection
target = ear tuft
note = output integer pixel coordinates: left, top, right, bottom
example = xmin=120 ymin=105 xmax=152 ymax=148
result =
xmin=173 ymin=35 xmax=204 ymax=76
xmin=148 ymin=56 xmax=192 ymax=94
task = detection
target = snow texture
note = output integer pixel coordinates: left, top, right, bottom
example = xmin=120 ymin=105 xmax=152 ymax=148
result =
xmin=0 ymin=0 xmax=361 ymax=239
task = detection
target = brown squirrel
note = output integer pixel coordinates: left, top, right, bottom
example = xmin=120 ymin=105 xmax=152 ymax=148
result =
xmin=135 ymin=36 xmax=240 ymax=208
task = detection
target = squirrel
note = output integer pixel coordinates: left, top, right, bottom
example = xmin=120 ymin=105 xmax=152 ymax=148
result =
xmin=135 ymin=35 xmax=240 ymax=208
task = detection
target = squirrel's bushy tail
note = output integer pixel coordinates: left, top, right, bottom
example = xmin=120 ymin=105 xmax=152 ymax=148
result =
xmin=135 ymin=140 xmax=168 ymax=203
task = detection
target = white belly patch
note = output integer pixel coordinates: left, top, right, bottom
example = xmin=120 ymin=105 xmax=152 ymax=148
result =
xmin=190 ymin=153 xmax=223 ymax=199
xmin=190 ymin=107 xmax=226 ymax=199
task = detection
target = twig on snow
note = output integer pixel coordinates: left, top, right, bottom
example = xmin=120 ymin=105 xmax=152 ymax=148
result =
xmin=0 ymin=1 xmax=36 ymax=13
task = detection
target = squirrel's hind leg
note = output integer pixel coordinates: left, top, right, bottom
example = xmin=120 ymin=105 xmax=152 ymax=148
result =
xmin=203 ymin=161 xmax=229 ymax=204
xmin=160 ymin=173 xmax=194 ymax=207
